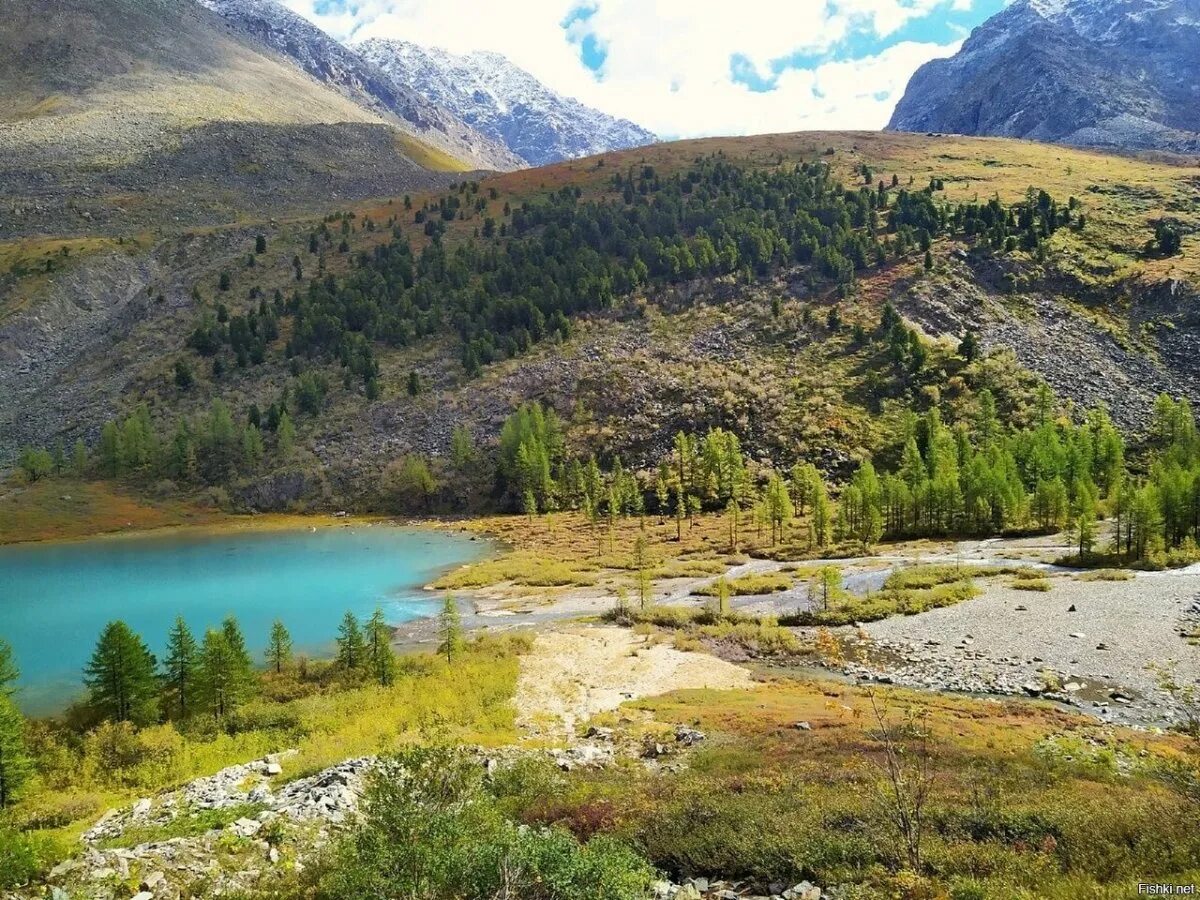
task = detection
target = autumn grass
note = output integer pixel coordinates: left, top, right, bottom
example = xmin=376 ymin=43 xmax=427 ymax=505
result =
xmin=692 ymin=572 xmax=792 ymax=597
xmin=12 ymin=636 xmax=526 ymax=863
xmin=0 ymin=478 xmax=223 ymax=544
xmin=517 ymin=677 xmax=1200 ymax=898
xmin=431 ymin=551 xmax=599 ymax=589
xmin=447 ymin=512 xmax=762 ymax=593
xmin=1010 ymin=568 xmax=1054 ymax=591
xmin=393 ymin=133 xmax=473 ymax=173
xmin=783 ymin=564 xmax=994 ymax=626
xmin=652 ymin=558 xmax=729 ymax=579
xmin=1074 ymin=568 xmax=1135 ymax=582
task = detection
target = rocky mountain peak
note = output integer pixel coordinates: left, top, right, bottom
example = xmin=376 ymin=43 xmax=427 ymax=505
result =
xmin=195 ymin=0 xmax=522 ymax=170
xmin=888 ymin=0 xmax=1200 ymax=153
xmin=354 ymin=37 xmax=658 ymax=166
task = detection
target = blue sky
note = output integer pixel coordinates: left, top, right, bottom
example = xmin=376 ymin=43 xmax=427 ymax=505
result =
xmin=284 ymin=0 xmax=1011 ymax=138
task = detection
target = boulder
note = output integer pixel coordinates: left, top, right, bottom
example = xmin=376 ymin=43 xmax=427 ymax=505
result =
xmin=141 ymin=871 xmax=166 ymax=891
xmin=230 ymin=817 xmax=263 ymax=837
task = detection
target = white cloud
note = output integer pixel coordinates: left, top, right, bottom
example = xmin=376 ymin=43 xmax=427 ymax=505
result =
xmin=281 ymin=0 xmax=964 ymax=138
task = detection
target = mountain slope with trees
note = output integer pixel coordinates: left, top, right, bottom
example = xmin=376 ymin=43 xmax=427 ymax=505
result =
xmin=2 ymin=131 xmax=1198 ymax=524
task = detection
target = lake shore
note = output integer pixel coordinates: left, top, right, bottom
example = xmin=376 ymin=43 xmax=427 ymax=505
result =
xmin=4 ymin=521 xmax=496 ymax=717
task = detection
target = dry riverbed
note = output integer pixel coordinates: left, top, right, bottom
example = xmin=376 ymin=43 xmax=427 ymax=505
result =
xmin=428 ymin=529 xmax=1200 ymax=729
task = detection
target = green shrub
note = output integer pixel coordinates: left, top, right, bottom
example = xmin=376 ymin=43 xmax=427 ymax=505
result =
xmin=316 ymin=747 xmax=654 ymax=899
xmin=1012 ymin=578 xmax=1052 ymax=592
xmin=0 ymin=827 xmax=65 ymax=888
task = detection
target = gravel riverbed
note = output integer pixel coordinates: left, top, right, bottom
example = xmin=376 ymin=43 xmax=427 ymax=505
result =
xmin=854 ymin=569 xmax=1200 ymax=727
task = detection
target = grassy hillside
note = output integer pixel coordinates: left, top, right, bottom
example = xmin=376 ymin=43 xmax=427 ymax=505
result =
xmin=0 ymin=0 xmax=383 ymax=155
xmin=0 ymin=0 xmax=479 ymax=239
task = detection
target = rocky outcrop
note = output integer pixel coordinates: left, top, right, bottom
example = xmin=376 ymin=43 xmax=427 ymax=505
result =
xmin=892 ymin=257 xmax=1200 ymax=434
xmin=889 ymin=0 xmax=1200 ymax=154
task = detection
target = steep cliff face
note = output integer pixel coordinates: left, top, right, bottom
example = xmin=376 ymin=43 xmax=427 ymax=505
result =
xmin=888 ymin=0 xmax=1200 ymax=153
xmin=355 ymin=38 xmax=657 ymax=166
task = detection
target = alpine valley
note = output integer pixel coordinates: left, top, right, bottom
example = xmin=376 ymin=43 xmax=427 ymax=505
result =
xmin=0 ymin=1 xmax=1198 ymax=899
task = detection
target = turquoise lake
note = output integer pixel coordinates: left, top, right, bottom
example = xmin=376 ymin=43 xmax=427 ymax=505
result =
xmin=0 ymin=525 xmax=487 ymax=714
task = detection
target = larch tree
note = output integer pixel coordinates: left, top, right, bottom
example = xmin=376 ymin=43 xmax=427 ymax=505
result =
xmin=813 ymin=566 xmax=843 ymax=611
xmin=277 ymin=410 xmax=296 ymax=457
xmin=198 ymin=629 xmax=246 ymax=721
xmin=633 ymin=534 xmax=652 ymax=611
xmin=366 ymin=609 xmax=397 ymax=687
xmin=337 ymin=612 xmax=366 ymax=671
xmin=714 ymin=576 xmax=732 ymax=617
xmin=0 ymin=694 xmax=31 ymax=809
xmin=265 ymin=620 xmax=293 ymax=675
xmin=437 ymin=596 xmax=464 ymax=664
xmin=726 ymin=498 xmax=741 ymax=552
xmin=810 ymin=477 xmax=832 ymax=548
xmin=222 ymin=616 xmax=256 ymax=700
xmin=763 ymin=473 xmax=795 ymax=545
xmin=84 ymin=621 xmax=159 ymax=725
xmin=162 ymin=616 xmax=199 ymax=720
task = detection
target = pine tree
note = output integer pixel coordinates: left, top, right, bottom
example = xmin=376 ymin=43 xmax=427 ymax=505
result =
xmin=337 ymin=612 xmax=366 ymax=670
xmin=162 ymin=616 xmax=199 ymax=720
xmin=265 ymin=620 xmax=293 ymax=675
xmin=365 ymin=608 xmax=396 ymax=686
xmin=437 ymin=596 xmax=464 ymax=664
xmin=84 ymin=621 xmax=158 ymax=725
xmin=0 ymin=695 xmax=31 ymax=809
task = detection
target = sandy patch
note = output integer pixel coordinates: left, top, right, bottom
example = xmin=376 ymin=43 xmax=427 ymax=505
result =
xmin=514 ymin=625 xmax=755 ymax=740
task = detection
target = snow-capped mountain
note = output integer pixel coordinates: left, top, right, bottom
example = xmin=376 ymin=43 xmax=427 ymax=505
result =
xmin=196 ymin=0 xmax=521 ymax=171
xmin=888 ymin=0 xmax=1200 ymax=153
xmin=355 ymin=39 xmax=658 ymax=166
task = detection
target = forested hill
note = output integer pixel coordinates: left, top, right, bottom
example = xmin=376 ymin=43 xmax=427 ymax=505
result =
xmin=2 ymin=131 xmax=1198 ymax=517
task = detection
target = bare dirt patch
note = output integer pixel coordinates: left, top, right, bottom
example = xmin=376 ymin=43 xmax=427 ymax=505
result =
xmin=514 ymin=625 xmax=755 ymax=741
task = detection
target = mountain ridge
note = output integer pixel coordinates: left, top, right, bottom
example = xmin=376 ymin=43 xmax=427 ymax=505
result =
xmin=888 ymin=0 xmax=1200 ymax=154
xmin=0 ymin=0 xmax=474 ymax=238
xmin=195 ymin=0 xmax=523 ymax=171
xmin=355 ymin=37 xmax=658 ymax=166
